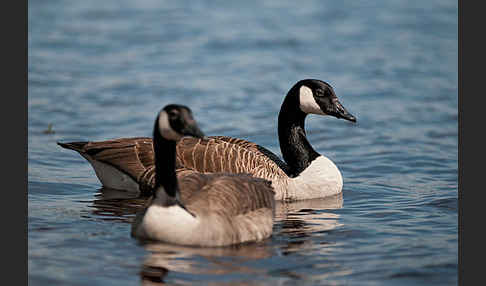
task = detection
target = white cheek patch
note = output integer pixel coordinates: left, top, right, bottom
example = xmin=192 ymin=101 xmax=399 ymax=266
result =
xmin=299 ymin=86 xmax=326 ymax=115
xmin=158 ymin=111 xmax=182 ymax=141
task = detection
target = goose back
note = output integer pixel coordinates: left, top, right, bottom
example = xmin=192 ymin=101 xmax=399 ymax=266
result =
xmin=175 ymin=136 xmax=288 ymax=183
xmin=209 ymin=136 xmax=290 ymax=174
xmin=180 ymin=173 xmax=275 ymax=216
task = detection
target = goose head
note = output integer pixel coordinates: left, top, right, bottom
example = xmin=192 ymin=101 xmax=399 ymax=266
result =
xmin=155 ymin=104 xmax=205 ymax=141
xmin=152 ymin=104 xmax=204 ymax=209
xmin=294 ymin=79 xmax=356 ymax=123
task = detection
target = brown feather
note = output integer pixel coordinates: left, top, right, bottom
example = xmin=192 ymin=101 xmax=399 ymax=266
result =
xmin=58 ymin=137 xmax=155 ymax=194
xmin=210 ymin=136 xmax=290 ymax=174
xmin=178 ymin=173 xmax=275 ymax=217
xmin=176 ymin=137 xmax=288 ymax=182
xmin=59 ymin=135 xmax=288 ymax=195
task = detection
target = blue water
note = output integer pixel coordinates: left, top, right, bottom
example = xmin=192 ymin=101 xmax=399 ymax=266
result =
xmin=28 ymin=0 xmax=458 ymax=285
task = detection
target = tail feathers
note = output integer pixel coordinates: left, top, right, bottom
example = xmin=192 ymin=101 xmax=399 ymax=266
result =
xmin=57 ymin=141 xmax=89 ymax=152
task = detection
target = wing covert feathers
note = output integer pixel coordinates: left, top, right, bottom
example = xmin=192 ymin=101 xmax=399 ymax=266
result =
xmin=59 ymin=135 xmax=288 ymax=195
xmin=176 ymin=136 xmax=288 ymax=182
xmin=58 ymin=138 xmax=156 ymax=194
xmin=179 ymin=173 xmax=275 ymax=217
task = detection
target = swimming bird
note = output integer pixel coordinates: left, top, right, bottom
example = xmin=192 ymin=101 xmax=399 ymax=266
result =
xmin=58 ymin=79 xmax=356 ymax=200
xmin=131 ymin=104 xmax=275 ymax=246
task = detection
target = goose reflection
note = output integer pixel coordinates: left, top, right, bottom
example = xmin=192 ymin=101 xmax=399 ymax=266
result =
xmin=85 ymin=188 xmax=343 ymax=284
xmin=138 ymin=241 xmax=274 ymax=285
xmin=274 ymin=192 xmax=343 ymax=255
xmin=83 ymin=187 xmax=147 ymax=223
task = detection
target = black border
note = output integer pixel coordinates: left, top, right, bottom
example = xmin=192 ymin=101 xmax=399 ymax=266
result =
xmin=459 ymin=1 xmax=480 ymax=285
xmin=7 ymin=0 xmax=27 ymax=284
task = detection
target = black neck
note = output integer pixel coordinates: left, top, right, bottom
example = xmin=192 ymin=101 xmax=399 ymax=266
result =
xmin=153 ymin=129 xmax=179 ymax=202
xmin=278 ymin=89 xmax=320 ymax=177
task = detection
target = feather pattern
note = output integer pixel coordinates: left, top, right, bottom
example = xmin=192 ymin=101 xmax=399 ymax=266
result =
xmin=209 ymin=136 xmax=290 ymax=174
xmin=58 ymin=136 xmax=312 ymax=200
xmin=176 ymin=136 xmax=288 ymax=182
xmin=183 ymin=173 xmax=275 ymax=245
xmin=59 ymin=136 xmax=287 ymax=196
xmin=58 ymin=138 xmax=156 ymax=195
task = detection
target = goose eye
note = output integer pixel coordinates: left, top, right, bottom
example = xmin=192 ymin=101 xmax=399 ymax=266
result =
xmin=315 ymin=90 xmax=325 ymax=97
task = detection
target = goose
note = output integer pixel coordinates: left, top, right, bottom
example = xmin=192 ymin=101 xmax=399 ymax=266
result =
xmin=58 ymin=79 xmax=356 ymax=200
xmin=131 ymin=104 xmax=275 ymax=246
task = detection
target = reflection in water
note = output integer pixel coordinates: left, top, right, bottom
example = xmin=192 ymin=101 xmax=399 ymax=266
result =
xmin=139 ymin=241 xmax=274 ymax=284
xmin=83 ymin=188 xmax=147 ymax=223
xmin=275 ymin=193 xmax=343 ymax=255
xmin=85 ymin=188 xmax=343 ymax=284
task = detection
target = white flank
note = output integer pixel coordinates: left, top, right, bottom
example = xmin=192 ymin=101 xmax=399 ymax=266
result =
xmin=89 ymin=159 xmax=140 ymax=193
xmin=285 ymin=156 xmax=343 ymax=200
xmin=158 ymin=111 xmax=182 ymax=141
xmin=299 ymin=85 xmax=326 ymax=115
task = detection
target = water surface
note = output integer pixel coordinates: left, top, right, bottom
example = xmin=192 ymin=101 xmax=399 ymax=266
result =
xmin=28 ymin=1 xmax=458 ymax=285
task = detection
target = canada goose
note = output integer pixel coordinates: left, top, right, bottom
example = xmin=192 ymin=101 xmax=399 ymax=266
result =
xmin=131 ymin=104 xmax=275 ymax=246
xmin=58 ymin=79 xmax=356 ymax=200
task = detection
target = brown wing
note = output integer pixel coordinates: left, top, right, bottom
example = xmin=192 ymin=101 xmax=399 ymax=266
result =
xmin=58 ymin=137 xmax=156 ymax=192
xmin=175 ymin=136 xmax=289 ymax=182
xmin=209 ymin=136 xmax=290 ymax=174
xmin=178 ymin=173 xmax=275 ymax=217
xmin=59 ymin=135 xmax=288 ymax=194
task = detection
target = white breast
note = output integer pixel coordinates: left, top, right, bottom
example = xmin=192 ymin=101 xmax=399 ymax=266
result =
xmin=135 ymin=204 xmax=200 ymax=244
xmin=285 ymin=156 xmax=343 ymax=200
